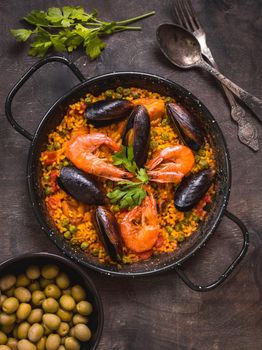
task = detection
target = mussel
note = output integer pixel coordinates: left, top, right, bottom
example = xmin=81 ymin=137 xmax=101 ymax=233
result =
xmin=166 ymin=102 xmax=204 ymax=151
xmin=57 ymin=166 xmax=105 ymax=205
xmin=94 ymin=206 xmax=123 ymax=262
xmin=85 ymin=99 xmax=134 ymax=126
xmin=122 ymin=105 xmax=150 ymax=168
xmin=174 ymin=168 xmax=214 ymax=211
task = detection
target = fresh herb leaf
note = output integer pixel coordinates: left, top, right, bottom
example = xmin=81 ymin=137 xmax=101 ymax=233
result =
xmin=11 ymin=6 xmax=155 ymax=59
xmin=10 ymin=29 xmax=33 ymax=42
xmin=107 ymin=182 xmax=147 ymax=209
xmin=136 ymin=168 xmax=149 ymax=183
xmin=112 ymin=145 xmax=138 ymax=173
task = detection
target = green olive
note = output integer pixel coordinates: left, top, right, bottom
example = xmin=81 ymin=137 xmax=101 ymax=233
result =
xmin=72 ymin=314 xmax=88 ymax=325
xmin=25 ymin=266 xmax=40 ymax=281
xmin=73 ymin=324 xmax=91 ymax=342
xmin=28 ymin=324 xmax=44 ymax=343
xmin=5 ymin=288 xmax=15 ymax=298
xmin=57 ymin=323 xmax=69 ymax=337
xmin=16 ymin=303 xmax=32 ymax=321
xmin=0 ymin=345 xmax=11 ymax=350
xmin=56 ymin=309 xmax=72 ymax=323
xmin=0 ymin=313 xmax=16 ymax=326
xmin=16 ymin=275 xmax=30 ymax=288
xmin=57 ymin=346 xmax=65 ymax=350
xmin=46 ymin=334 xmax=61 ymax=350
xmin=2 ymin=297 xmax=19 ymax=314
xmin=39 ymin=279 xmax=54 ymax=290
xmin=59 ymin=296 xmax=75 ymax=312
xmin=6 ymin=338 xmax=18 ymax=350
xmin=42 ymin=314 xmax=61 ymax=331
xmin=0 ymin=276 xmax=16 ymax=291
xmin=28 ymin=282 xmax=40 ymax=293
xmin=61 ymin=289 xmax=71 ymax=296
xmin=1 ymin=324 xmax=15 ymax=334
xmin=76 ymin=301 xmax=92 ymax=316
xmin=44 ymin=285 xmax=61 ymax=300
xmin=27 ymin=309 xmax=43 ymax=324
xmin=31 ymin=291 xmax=45 ymax=307
xmin=42 ymin=298 xmax=59 ymax=313
xmin=41 ymin=265 xmax=59 ymax=280
xmin=64 ymin=338 xmax=80 ymax=350
xmin=17 ymin=322 xmax=30 ymax=340
xmin=0 ymin=295 xmax=7 ymax=307
xmin=0 ymin=331 xmax=7 ymax=345
xmin=55 ymin=274 xmax=70 ymax=291
xmin=14 ymin=288 xmax=31 ymax=303
xmin=35 ymin=337 xmax=46 ymax=350
xmin=42 ymin=325 xmax=51 ymax=336
xmin=71 ymin=286 xmax=86 ymax=303
xmin=17 ymin=339 xmax=36 ymax=350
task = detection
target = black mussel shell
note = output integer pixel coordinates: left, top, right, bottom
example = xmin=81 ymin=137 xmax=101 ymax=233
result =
xmin=94 ymin=206 xmax=123 ymax=262
xmin=166 ymin=102 xmax=204 ymax=151
xmin=174 ymin=169 xmax=214 ymax=211
xmin=122 ymin=105 xmax=150 ymax=168
xmin=57 ymin=166 xmax=105 ymax=205
xmin=85 ymin=99 xmax=134 ymax=126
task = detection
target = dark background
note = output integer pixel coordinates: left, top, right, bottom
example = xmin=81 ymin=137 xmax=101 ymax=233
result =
xmin=0 ymin=1 xmax=261 ymax=349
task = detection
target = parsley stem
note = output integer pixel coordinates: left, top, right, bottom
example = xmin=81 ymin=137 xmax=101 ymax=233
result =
xmin=116 ymin=11 xmax=155 ymax=25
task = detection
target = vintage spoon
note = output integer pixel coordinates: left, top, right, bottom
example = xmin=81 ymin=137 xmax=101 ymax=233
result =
xmin=156 ymin=23 xmax=262 ymax=122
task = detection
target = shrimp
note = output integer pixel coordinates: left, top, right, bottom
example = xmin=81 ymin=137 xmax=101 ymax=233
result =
xmin=133 ymin=98 xmax=165 ymax=120
xmin=146 ymin=145 xmax=195 ymax=183
xmin=120 ymin=193 xmax=160 ymax=253
xmin=67 ymin=133 xmax=132 ymax=181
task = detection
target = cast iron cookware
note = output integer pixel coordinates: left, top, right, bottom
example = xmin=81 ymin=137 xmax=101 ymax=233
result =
xmin=5 ymin=56 xmax=249 ymax=291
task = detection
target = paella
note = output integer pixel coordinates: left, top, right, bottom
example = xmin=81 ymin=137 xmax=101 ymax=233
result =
xmin=40 ymin=87 xmax=216 ymax=265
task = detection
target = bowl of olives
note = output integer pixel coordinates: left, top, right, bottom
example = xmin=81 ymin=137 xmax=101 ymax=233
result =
xmin=0 ymin=253 xmax=103 ymax=350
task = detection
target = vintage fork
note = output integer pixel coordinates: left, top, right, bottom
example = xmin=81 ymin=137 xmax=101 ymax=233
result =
xmin=172 ymin=0 xmax=259 ymax=151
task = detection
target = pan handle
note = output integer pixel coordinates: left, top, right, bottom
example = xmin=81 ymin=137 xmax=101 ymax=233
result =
xmin=174 ymin=210 xmax=249 ymax=291
xmin=5 ymin=56 xmax=85 ymax=141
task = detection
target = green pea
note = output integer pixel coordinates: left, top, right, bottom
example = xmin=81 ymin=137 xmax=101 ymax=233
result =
xmin=63 ymin=232 xmax=71 ymax=240
xmin=61 ymin=219 xmax=70 ymax=228
xmin=116 ymin=86 xmax=123 ymax=94
xmin=43 ymin=175 xmax=50 ymax=181
xmin=54 ymin=142 xmax=61 ymax=150
xmin=199 ymin=159 xmax=208 ymax=168
xmin=175 ymin=223 xmax=182 ymax=231
xmin=84 ymin=97 xmax=91 ymax=104
xmin=80 ymin=242 xmax=89 ymax=250
xmin=44 ymin=187 xmax=53 ymax=196
xmin=165 ymin=226 xmax=173 ymax=234
xmin=104 ymin=90 xmax=113 ymax=97
xmin=161 ymin=133 xmax=170 ymax=141
xmin=92 ymin=249 xmax=99 ymax=257
xmin=177 ymin=234 xmax=185 ymax=242
xmin=68 ymin=225 xmax=77 ymax=234
xmin=198 ymin=149 xmax=206 ymax=156
xmin=115 ymin=93 xmax=122 ymax=99
xmin=161 ymin=118 xmax=169 ymax=126
xmin=131 ymin=92 xmax=139 ymax=99
xmin=150 ymin=141 xmax=158 ymax=149
xmin=47 ymin=144 xmax=54 ymax=151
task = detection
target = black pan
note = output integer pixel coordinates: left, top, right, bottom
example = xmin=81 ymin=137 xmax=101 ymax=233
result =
xmin=5 ymin=56 xmax=249 ymax=291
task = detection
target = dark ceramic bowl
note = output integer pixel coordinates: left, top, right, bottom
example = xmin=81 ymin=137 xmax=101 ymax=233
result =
xmin=0 ymin=252 xmax=104 ymax=350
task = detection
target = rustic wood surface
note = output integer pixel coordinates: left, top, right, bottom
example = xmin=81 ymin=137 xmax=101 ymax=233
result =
xmin=0 ymin=1 xmax=261 ymax=349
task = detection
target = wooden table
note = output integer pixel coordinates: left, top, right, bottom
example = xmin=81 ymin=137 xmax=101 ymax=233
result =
xmin=1 ymin=1 xmax=261 ymax=349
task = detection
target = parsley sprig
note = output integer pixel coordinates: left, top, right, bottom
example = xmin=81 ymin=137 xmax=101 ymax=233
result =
xmin=107 ymin=146 xmax=149 ymax=209
xmin=10 ymin=6 xmax=155 ymax=59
